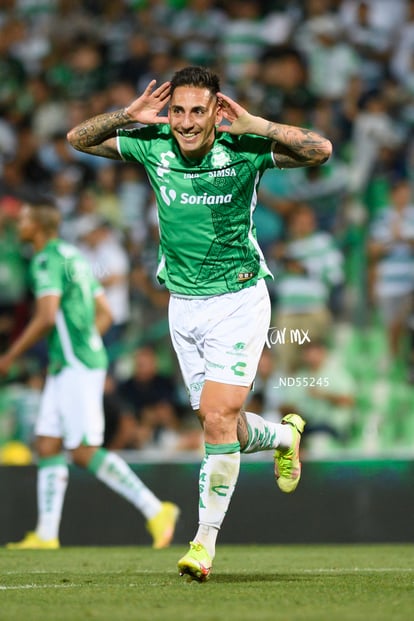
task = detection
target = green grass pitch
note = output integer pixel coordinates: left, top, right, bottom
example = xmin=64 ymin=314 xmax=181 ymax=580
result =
xmin=1 ymin=544 xmax=414 ymax=621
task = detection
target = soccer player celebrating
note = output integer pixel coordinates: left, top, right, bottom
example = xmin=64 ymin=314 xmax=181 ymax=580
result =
xmin=66 ymin=66 xmax=332 ymax=581
xmin=0 ymin=200 xmax=179 ymax=550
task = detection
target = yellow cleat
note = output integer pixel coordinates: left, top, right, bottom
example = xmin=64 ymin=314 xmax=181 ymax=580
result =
xmin=178 ymin=541 xmax=212 ymax=582
xmin=274 ymin=413 xmax=306 ymax=493
xmin=6 ymin=531 xmax=60 ymax=550
xmin=146 ymin=502 xmax=180 ymax=549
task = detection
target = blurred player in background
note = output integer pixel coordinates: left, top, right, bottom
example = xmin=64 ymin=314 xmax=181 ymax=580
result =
xmin=67 ymin=65 xmax=332 ymax=581
xmin=0 ymin=199 xmax=179 ymax=550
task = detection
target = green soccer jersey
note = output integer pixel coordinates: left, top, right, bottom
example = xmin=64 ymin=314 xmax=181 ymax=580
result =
xmin=30 ymin=239 xmax=108 ymax=374
xmin=117 ymin=125 xmax=275 ymax=296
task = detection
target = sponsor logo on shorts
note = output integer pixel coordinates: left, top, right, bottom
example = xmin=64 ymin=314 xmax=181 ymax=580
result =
xmin=226 ymin=342 xmax=247 ymax=357
xmin=189 ymin=381 xmax=204 ymax=392
xmin=233 ymin=342 xmax=246 ymax=351
xmin=231 ymin=361 xmax=247 ymax=377
xmin=205 ymin=359 xmax=225 ymax=370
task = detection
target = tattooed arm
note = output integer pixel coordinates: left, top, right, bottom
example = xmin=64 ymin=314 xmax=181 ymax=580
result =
xmin=217 ymin=92 xmax=332 ymax=168
xmin=67 ymin=80 xmax=171 ymax=159
xmin=263 ymin=121 xmax=332 ymax=169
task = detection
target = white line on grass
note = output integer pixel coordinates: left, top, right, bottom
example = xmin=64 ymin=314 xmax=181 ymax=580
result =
xmin=0 ymin=583 xmax=80 ymax=590
xmin=3 ymin=568 xmax=156 ymax=575
xmin=300 ymin=568 xmax=414 ymax=573
xmin=0 ymin=583 xmax=156 ymax=591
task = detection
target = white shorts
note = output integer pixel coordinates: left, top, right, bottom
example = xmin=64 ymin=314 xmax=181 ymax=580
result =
xmin=169 ymin=279 xmax=271 ymax=409
xmin=36 ymin=366 xmax=106 ymax=450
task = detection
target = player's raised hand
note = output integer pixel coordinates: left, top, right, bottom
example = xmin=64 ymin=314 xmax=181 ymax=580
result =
xmin=125 ymin=80 xmax=171 ymax=125
xmin=217 ymin=92 xmax=255 ymax=135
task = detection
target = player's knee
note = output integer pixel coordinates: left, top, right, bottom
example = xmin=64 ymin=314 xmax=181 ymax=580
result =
xmin=36 ymin=436 xmax=62 ymax=458
xmin=71 ymin=445 xmax=97 ymax=468
xmin=201 ymin=407 xmax=239 ymax=439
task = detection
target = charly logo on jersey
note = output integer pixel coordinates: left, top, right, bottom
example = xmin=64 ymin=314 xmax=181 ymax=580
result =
xmin=156 ymin=150 xmax=176 ymax=178
xmin=210 ymin=145 xmax=231 ymax=168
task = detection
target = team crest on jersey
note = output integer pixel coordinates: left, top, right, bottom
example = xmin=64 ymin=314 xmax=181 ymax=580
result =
xmin=210 ymin=145 xmax=231 ymax=168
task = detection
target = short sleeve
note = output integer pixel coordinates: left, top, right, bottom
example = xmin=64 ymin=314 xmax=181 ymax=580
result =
xmin=30 ymin=252 xmax=63 ymax=298
xmin=235 ymin=134 xmax=276 ymax=173
xmin=117 ymin=125 xmax=165 ymax=163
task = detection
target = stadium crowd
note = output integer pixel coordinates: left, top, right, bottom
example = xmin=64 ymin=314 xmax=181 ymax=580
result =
xmin=1 ymin=0 xmax=414 ymax=461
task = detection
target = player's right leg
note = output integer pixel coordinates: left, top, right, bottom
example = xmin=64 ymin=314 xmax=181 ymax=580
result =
xmin=82 ymin=445 xmax=180 ymax=549
xmin=6 ymin=374 xmax=68 ymax=550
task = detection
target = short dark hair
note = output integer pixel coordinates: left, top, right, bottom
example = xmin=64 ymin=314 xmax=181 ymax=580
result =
xmin=170 ymin=66 xmax=220 ymax=97
xmin=26 ymin=197 xmax=61 ymax=233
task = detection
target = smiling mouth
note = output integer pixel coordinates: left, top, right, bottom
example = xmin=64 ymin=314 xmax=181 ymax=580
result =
xmin=179 ymin=131 xmax=198 ymax=139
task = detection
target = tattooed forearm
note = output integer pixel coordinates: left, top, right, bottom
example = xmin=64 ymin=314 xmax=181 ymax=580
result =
xmin=67 ymin=108 xmax=131 ymax=156
xmin=266 ymin=122 xmax=332 ymax=168
xmin=272 ymin=142 xmax=331 ymax=168
xmin=74 ymin=108 xmax=130 ymax=147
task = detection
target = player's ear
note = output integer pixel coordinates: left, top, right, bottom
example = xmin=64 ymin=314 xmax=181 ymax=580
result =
xmin=215 ymin=102 xmax=223 ymax=125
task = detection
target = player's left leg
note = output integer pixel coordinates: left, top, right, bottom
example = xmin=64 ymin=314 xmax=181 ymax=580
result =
xmin=65 ymin=366 xmax=179 ymax=549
